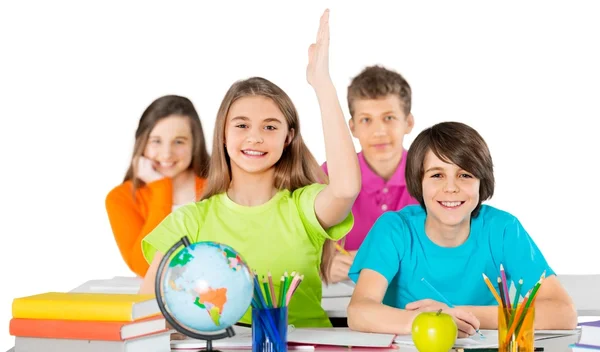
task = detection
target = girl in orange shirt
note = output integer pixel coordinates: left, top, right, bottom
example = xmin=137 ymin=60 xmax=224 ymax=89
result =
xmin=105 ymin=95 xmax=210 ymax=277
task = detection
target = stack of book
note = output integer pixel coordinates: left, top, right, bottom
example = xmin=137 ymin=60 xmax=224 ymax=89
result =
xmin=571 ymin=320 xmax=600 ymax=351
xmin=10 ymin=292 xmax=171 ymax=352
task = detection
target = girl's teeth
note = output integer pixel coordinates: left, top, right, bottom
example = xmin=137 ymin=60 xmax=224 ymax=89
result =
xmin=243 ymin=150 xmax=265 ymax=156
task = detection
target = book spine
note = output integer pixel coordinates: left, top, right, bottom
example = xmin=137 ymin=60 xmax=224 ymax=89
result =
xmin=12 ymin=299 xmax=132 ymax=321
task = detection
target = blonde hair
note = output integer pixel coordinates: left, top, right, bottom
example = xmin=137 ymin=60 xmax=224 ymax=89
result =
xmin=201 ymin=77 xmax=336 ymax=283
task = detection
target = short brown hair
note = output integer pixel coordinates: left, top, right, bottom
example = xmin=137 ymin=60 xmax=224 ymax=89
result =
xmin=405 ymin=122 xmax=494 ymax=217
xmin=347 ymin=65 xmax=412 ymax=117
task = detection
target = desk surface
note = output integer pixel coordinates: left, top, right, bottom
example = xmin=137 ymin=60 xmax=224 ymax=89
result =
xmin=5 ymin=333 xmax=582 ymax=352
xmin=7 ymin=332 xmax=581 ymax=352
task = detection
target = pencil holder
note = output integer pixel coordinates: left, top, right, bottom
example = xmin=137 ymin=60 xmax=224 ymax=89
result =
xmin=498 ymin=306 xmax=535 ymax=352
xmin=252 ymin=306 xmax=288 ymax=352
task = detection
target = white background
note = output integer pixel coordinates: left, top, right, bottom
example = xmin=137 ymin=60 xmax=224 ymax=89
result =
xmin=1 ymin=1 xmax=599 ymax=349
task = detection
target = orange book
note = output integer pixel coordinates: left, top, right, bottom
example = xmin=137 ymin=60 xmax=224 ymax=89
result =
xmin=12 ymin=292 xmax=159 ymax=321
xmin=9 ymin=315 xmax=166 ymax=341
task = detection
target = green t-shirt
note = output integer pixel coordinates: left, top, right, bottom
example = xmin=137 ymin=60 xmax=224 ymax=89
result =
xmin=141 ymin=183 xmax=353 ymax=328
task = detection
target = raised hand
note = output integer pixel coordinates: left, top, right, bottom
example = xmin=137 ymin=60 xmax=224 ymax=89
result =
xmin=135 ymin=156 xmax=164 ymax=184
xmin=306 ymin=9 xmax=332 ymax=89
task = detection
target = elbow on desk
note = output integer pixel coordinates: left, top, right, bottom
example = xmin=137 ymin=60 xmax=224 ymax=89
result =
xmin=537 ymin=301 xmax=578 ymax=330
xmin=346 ymin=302 xmax=368 ymax=332
xmin=563 ymin=303 xmax=578 ymax=330
xmin=553 ymin=300 xmax=578 ymax=330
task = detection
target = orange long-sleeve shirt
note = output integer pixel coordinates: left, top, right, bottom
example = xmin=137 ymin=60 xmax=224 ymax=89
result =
xmin=105 ymin=176 xmax=206 ymax=277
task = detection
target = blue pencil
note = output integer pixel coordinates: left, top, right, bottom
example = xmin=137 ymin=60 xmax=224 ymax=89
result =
xmin=421 ymin=278 xmax=485 ymax=338
xmin=252 ymin=272 xmax=282 ymax=343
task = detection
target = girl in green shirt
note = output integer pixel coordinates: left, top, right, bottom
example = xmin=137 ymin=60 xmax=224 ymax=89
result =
xmin=139 ymin=10 xmax=360 ymax=328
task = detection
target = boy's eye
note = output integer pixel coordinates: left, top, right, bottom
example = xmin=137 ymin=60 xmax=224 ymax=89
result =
xmin=360 ymin=117 xmax=370 ymax=123
xmin=384 ymin=115 xmax=395 ymax=121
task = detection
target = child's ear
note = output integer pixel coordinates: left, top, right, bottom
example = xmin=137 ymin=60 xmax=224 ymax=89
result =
xmin=286 ymin=128 xmax=296 ymax=146
xmin=406 ymin=113 xmax=415 ymax=134
xmin=349 ymin=118 xmax=357 ymax=138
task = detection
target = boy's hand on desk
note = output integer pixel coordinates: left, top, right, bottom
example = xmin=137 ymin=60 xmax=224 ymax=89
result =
xmin=328 ymin=252 xmax=354 ymax=283
xmin=406 ymin=298 xmax=449 ymax=311
xmin=406 ymin=299 xmax=480 ymax=338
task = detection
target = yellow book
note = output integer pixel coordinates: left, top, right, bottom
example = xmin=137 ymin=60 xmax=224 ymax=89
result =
xmin=12 ymin=292 xmax=159 ymax=322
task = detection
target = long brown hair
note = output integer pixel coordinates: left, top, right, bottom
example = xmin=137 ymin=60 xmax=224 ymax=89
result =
xmin=123 ymin=95 xmax=210 ymax=193
xmin=201 ymin=77 xmax=336 ymax=283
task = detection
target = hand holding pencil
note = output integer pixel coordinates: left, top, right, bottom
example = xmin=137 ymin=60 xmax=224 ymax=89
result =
xmin=328 ymin=243 xmax=355 ymax=283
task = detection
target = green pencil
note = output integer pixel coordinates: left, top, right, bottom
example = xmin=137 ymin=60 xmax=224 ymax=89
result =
xmin=514 ymin=277 xmax=543 ymax=338
xmin=281 ymin=272 xmax=291 ymax=307
xmin=262 ymin=277 xmax=273 ymax=308
xmin=277 ymin=275 xmax=285 ymax=307
xmin=509 ymin=278 xmax=524 ymax=325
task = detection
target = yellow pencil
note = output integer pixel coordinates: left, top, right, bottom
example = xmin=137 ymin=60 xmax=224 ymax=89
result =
xmin=482 ymin=273 xmax=503 ymax=306
xmin=335 ymin=243 xmax=350 ymax=256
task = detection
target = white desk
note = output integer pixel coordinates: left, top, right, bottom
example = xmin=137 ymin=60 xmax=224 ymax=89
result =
xmin=5 ymin=332 xmax=582 ymax=352
xmin=321 ymin=281 xmax=354 ymax=318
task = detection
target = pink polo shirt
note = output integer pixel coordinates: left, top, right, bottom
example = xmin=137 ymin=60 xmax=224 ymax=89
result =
xmin=321 ymin=150 xmax=419 ymax=251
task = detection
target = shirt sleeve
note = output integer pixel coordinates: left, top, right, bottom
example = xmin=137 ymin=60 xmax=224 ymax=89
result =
xmin=292 ymin=183 xmax=354 ymax=243
xmin=501 ymin=217 xmax=555 ymax=294
xmin=141 ymin=203 xmax=203 ymax=266
xmin=348 ymin=212 xmax=406 ymax=284
xmin=105 ymin=179 xmax=172 ymax=277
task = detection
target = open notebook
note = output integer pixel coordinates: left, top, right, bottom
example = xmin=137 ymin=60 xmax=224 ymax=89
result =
xmin=171 ymin=326 xmax=396 ymax=349
xmin=394 ymin=329 xmax=580 ymax=349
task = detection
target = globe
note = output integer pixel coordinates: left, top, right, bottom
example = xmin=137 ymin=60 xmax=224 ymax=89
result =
xmin=155 ymin=238 xmax=254 ymax=337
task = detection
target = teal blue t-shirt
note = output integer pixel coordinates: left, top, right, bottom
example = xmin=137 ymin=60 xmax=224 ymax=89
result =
xmin=348 ymin=205 xmax=554 ymax=308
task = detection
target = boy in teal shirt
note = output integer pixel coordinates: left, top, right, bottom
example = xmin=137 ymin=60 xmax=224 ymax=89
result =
xmin=347 ymin=122 xmax=577 ymax=337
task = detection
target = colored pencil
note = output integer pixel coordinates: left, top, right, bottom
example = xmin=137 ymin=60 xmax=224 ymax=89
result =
xmin=268 ymin=272 xmax=277 ymax=308
xmin=335 ymin=243 xmax=350 ymax=256
xmin=513 ymin=275 xmax=545 ymax=340
xmin=513 ymin=278 xmax=524 ymax=306
xmin=482 ymin=273 xmax=503 ymax=306
xmin=285 ymin=273 xmax=302 ymax=306
xmin=262 ymin=276 xmax=273 ymax=308
xmin=499 ymin=264 xmax=511 ymax=309
xmin=497 ymin=277 xmax=510 ymax=323
xmin=503 ymin=292 xmax=530 ymax=346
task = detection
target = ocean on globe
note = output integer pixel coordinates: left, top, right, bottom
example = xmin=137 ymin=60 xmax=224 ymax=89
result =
xmin=161 ymin=241 xmax=254 ymax=332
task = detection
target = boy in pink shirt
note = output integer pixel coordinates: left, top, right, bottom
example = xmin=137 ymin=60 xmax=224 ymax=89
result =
xmin=322 ymin=65 xmax=419 ymax=283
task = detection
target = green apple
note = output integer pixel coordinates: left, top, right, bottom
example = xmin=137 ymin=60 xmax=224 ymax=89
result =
xmin=411 ymin=309 xmax=458 ymax=352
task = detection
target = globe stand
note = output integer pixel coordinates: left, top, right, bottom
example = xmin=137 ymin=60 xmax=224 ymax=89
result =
xmin=155 ymin=236 xmax=237 ymax=352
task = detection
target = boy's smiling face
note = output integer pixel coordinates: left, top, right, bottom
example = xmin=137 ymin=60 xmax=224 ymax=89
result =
xmin=422 ymin=150 xmax=480 ymax=228
xmin=349 ymin=94 xmax=414 ymax=167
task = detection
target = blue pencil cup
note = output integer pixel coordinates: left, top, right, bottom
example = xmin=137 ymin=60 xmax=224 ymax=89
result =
xmin=252 ymin=306 xmax=288 ymax=352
